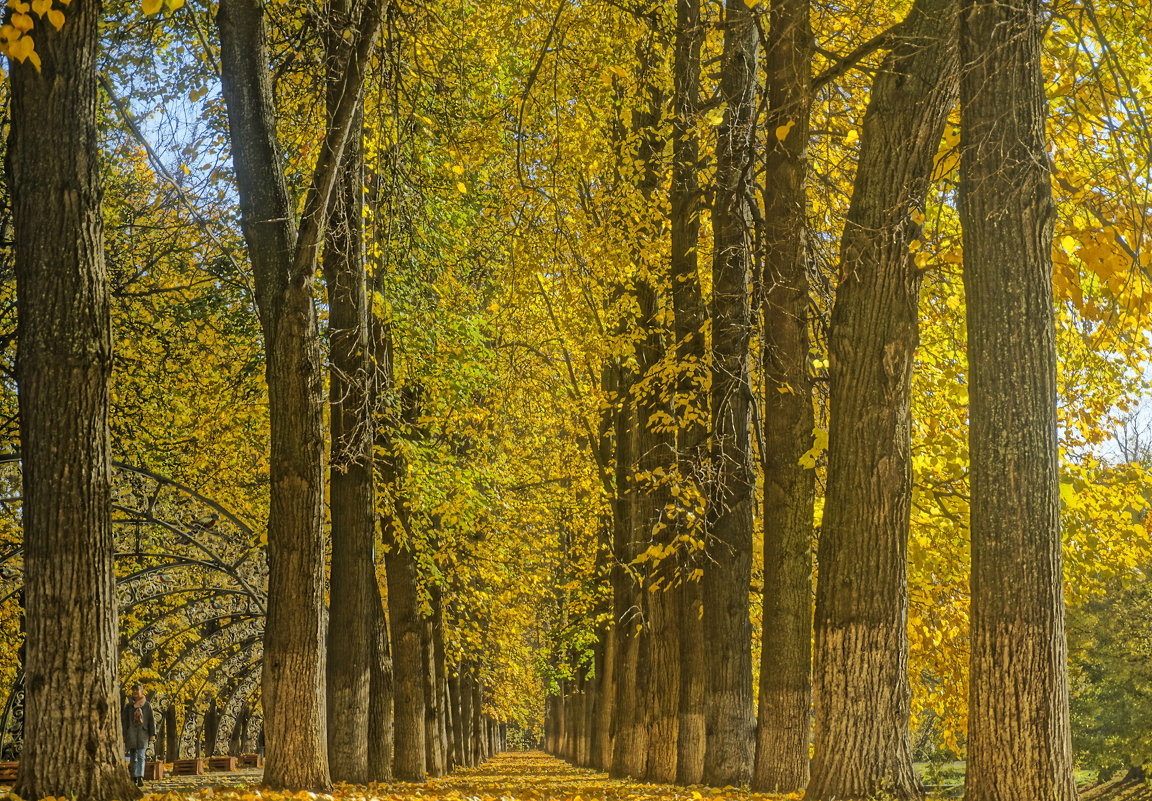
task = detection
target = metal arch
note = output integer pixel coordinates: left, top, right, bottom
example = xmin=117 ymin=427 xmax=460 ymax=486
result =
xmin=0 ymin=456 xmax=269 ymax=759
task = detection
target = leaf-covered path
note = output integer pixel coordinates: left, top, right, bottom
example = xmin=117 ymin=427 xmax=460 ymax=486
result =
xmin=137 ymin=752 xmax=806 ymax=801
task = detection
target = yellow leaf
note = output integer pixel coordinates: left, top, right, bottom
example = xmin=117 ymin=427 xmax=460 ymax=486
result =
xmin=31 ymin=0 xmax=50 ymax=16
xmin=47 ymin=8 xmax=64 ymax=29
xmin=167 ymin=0 xmax=185 ymax=8
xmin=775 ymin=119 xmax=796 ymax=141
xmin=908 ymin=239 xmax=922 ymax=252
xmin=845 ymin=129 xmax=859 ymax=144
xmin=1061 ymin=235 xmax=1077 ymax=254
xmin=910 ymin=207 xmax=925 ymax=225
xmin=11 ymin=13 xmax=34 ymax=32
xmin=142 ymin=0 xmax=163 ymax=15
xmin=456 ymin=181 xmax=467 ymax=194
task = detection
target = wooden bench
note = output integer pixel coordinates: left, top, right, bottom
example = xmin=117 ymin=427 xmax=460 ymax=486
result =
xmin=0 ymin=762 xmax=17 ymax=784
xmin=207 ymin=755 xmax=237 ymax=772
xmin=238 ymin=753 xmax=263 ymax=768
xmin=144 ymin=762 xmax=165 ymax=781
xmin=172 ymin=758 xmax=204 ymax=776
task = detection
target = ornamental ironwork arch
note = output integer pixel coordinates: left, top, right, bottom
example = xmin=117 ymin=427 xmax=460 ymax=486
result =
xmin=0 ymin=455 xmax=268 ymax=760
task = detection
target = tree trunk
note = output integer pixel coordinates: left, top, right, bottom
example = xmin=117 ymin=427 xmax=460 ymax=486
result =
xmin=702 ymin=0 xmax=759 ymax=786
xmin=422 ymin=614 xmax=445 ymax=776
xmin=591 ymin=625 xmax=615 ymax=770
xmin=808 ymin=1 xmax=957 ymax=798
xmin=217 ymin=0 xmax=383 ymax=788
xmin=670 ymin=0 xmax=707 ymax=784
xmin=959 ymin=0 xmax=1076 ymax=796
xmin=323 ymin=0 xmax=374 ymax=783
xmin=461 ymin=668 xmax=475 ymax=765
xmin=449 ymin=670 xmax=465 ymax=768
xmin=367 ymin=566 xmax=394 ymax=781
xmin=9 ymin=5 xmax=136 ymax=796
xmin=472 ymin=679 xmax=486 ymax=763
xmin=384 ymin=533 xmax=426 ymax=780
xmin=754 ymin=0 xmax=814 ymax=790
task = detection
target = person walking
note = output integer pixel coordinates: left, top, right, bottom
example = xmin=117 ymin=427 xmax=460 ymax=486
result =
xmin=121 ymin=684 xmax=156 ymax=787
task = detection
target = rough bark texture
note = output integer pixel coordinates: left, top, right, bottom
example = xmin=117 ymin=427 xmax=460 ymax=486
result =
xmin=217 ymin=0 xmax=382 ymax=787
xmin=449 ymin=670 xmax=465 ymax=768
xmin=384 ymin=531 xmax=426 ymax=780
xmin=323 ymin=0 xmax=374 ymax=783
xmin=702 ymin=0 xmax=759 ymax=786
xmin=959 ymin=0 xmax=1076 ymax=798
xmin=368 ymin=567 xmax=394 ymax=781
xmin=808 ymin=0 xmax=957 ymax=798
xmin=591 ymin=625 xmax=616 ymax=770
xmin=634 ymin=279 xmax=679 ymax=784
xmin=421 ymin=614 xmax=445 ymax=776
xmin=754 ymin=0 xmax=814 ymax=790
xmin=609 ymin=379 xmax=644 ymax=777
xmin=471 ymin=679 xmax=486 ymax=763
xmin=669 ymin=0 xmax=708 ymax=769
xmin=9 ymin=3 xmax=138 ymax=797
xmin=461 ymin=668 xmax=475 ymax=766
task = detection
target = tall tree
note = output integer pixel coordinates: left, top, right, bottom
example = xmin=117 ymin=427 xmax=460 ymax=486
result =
xmin=669 ymin=0 xmax=708 ymax=783
xmin=216 ymin=0 xmax=384 ymax=787
xmin=808 ymin=0 xmax=958 ymax=797
xmin=323 ymin=0 xmax=376 ymax=784
xmin=368 ymin=571 xmax=395 ymax=781
xmin=702 ymin=0 xmax=759 ymax=786
xmin=959 ymin=0 xmax=1077 ymax=795
xmin=695 ymin=0 xmax=760 ymax=788
xmin=754 ymin=0 xmax=815 ymax=788
xmin=8 ymin=2 xmax=139 ymax=797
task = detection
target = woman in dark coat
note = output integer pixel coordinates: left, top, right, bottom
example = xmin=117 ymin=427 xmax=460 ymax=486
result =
xmin=121 ymin=684 xmax=156 ymax=786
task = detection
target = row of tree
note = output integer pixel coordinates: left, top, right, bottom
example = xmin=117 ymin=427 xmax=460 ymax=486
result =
xmin=535 ymin=0 xmax=1084 ymax=798
xmin=6 ymin=0 xmax=523 ymax=796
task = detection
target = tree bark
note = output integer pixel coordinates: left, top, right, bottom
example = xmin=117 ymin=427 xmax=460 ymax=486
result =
xmin=754 ymin=0 xmax=814 ymax=790
xmin=461 ymin=667 xmax=475 ymax=765
xmin=384 ymin=531 xmax=426 ymax=780
xmin=421 ymin=613 xmax=445 ymax=776
xmin=448 ymin=669 xmax=465 ymax=768
xmin=670 ymin=0 xmax=708 ymax=785
xmin=9 ymin=2 xmax=137 ymax=797
xmin=323 ymin=0 xmax=375 ymax=784
xmin=702 ymin=0 xmax=759 ymax=786
xmin=808 ymin=1 xmax=957 ymax=798
xmin=367 ymin=565 xmax=394 ymax=781
xmin=471 ymin=678 xmax=486 ymax=763
xmin=217 ymin=0 xmax=383 ymax=787
xmin=591 ymin=624 xmax=616 ymax=770
xmin=959 ymin=0 xmax=1076 ymax=797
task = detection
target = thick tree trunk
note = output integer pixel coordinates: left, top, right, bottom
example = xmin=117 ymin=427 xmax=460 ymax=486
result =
xmin=217 ymin=0 xmax=382 ymax=788
xmin=461 ymin=668 xmax=475 ymax=765
xmin=702 ymin=0 xmax=759 ymax=786
xmin=449 ymin=670 xmax=465 ymax=767
xmin=670 ymin=0 xmax=707 ymax=785
xmin=580 ymin=664 xmax=595 ymax=766
xmin=591 ymin=625 xmax=616 ymax=770
xmin=959 ymin=0 xmax=1076 ymax=798
xmin=368 ymin=566 xmax=394 ymax=781
xmin=323 ymin=0 xmax=374 ymax=783
xmin=472 ymin=679 xmax=486 ymax=763
xmin=609 ymin=379 xmax=645 ymax=778
xmin=384 ymin=534 xmax=426 ymax=780
xmin=421 ymin=614 xmax=445 ymax=776
xmin=9 ymin=3 xmax=136 ymax=796
xmin=808 ymin=1 xmax=957 ymax=798
xmin=633 ymin=278 xmax=678 ymax=783
xmin=754 ymin=0 xmax=814 ymax=791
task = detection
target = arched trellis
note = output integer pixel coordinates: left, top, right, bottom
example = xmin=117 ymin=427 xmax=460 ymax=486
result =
xmin=0 ymin=455 xmax=268 ymax=759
